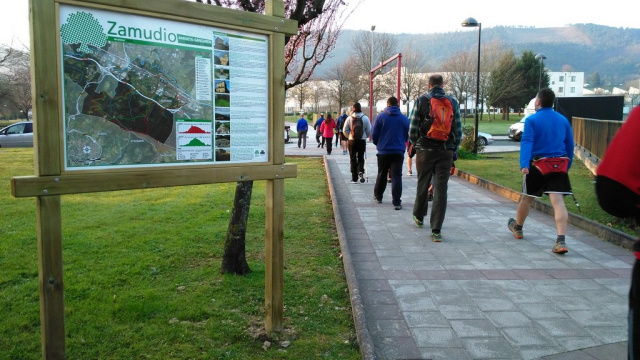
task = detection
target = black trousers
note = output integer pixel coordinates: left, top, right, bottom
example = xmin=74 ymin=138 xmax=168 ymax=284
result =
xmin=595 ymin=175 xmax=640 ymax=359
xmin=347 ymin=139 xmax=366 ymax=182
xmin=374 ymin=153 xmax=404 ymax=206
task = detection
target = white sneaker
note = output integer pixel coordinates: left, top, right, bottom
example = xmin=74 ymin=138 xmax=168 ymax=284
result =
xmin=407 ymin=171 xmax=413 ymax=176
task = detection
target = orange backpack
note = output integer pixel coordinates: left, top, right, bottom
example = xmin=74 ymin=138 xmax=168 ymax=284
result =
xmin=423 ymin=95 xmax=454 ymax=142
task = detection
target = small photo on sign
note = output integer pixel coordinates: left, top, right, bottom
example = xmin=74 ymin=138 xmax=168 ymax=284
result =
xmin=215 ymin=148 xmax=231 ymax=161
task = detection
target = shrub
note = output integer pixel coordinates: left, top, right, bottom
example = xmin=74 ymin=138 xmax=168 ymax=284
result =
xmin=459 ymin=125 xmax=486 ymax=154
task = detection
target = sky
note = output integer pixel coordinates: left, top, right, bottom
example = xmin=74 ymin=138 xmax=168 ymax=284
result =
xmin=340 ymin=0 xmax=639 ymax=34
xmin=2 ymin=0 xmax=639 ymax=47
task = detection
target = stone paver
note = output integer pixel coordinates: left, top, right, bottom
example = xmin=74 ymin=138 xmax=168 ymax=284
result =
xmin=288 ymin=140 xmax=632 ymax=360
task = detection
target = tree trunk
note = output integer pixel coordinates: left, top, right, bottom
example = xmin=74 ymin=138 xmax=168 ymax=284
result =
xmin=221 ymin=181 xmax=253 ymax=275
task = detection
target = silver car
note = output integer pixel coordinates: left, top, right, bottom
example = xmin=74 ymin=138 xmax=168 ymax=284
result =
xmin=0 ymin=121 xmax=34 ymax=147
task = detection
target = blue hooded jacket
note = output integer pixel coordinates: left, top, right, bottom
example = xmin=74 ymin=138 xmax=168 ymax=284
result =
xmin=372 ymin=105 xmax=410 ymax=155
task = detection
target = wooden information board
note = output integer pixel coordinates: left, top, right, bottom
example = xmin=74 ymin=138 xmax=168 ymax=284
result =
xmin=11 ymin=0 xmax=297 ymax=358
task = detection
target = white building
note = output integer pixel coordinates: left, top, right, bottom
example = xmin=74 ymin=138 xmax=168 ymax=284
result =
xmin=547 ymin=71 xmax=585 ymax=97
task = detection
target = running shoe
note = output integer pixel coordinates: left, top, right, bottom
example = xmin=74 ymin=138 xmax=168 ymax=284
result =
xmin=507 ymin=218 xmax=524 ymax=239
xmin=431 ymin=232 xmax=442 ymax=242
xmin=552 ymin=241 xmax=568 ymax=254
xmin=413 ymin=215 xmax=423 ymax=227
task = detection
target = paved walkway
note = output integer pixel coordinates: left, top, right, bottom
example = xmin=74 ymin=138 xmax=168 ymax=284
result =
xmin=286 ymin=138 xmax=632 ymax=360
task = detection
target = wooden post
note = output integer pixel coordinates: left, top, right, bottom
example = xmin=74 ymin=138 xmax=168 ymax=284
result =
xmin=30 ymin=0 xmax=66 ymax=358
xmin=264 ymin=0 xmax=286 ymax=333
xmin=36 ymin=196 xmax=65 ymax=359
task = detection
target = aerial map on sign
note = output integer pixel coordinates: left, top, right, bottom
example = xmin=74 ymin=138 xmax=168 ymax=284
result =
xmin=59 ymin=5 xmax=269 ymax=170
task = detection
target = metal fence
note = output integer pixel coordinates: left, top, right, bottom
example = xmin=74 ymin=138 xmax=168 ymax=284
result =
xmin=572 ymin=117 xmax=622 ymax=161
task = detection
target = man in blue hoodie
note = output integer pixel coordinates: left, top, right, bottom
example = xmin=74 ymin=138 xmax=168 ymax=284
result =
xmin=372 ymin=96 xmax=410 ymax=210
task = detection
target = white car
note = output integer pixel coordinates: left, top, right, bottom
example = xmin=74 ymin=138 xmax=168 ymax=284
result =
xmin=0 ymin=121 xmax=34 ymax=147
xmin=508 ymin=115 xmax=529 ymax=142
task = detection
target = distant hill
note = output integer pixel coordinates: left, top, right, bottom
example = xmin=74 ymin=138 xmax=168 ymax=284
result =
xmin=316 ymin=24 xmax=640 ymax=85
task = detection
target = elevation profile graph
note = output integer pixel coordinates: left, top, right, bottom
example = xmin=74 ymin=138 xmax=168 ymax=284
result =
xmin=176 ymin=119 xmax=213 ymax=161
xmin=180 ymin=125 xmax=211 ymax=134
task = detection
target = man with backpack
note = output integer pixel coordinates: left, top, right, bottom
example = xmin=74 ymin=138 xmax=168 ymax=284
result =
xmin=409 ymin=74 xmax=462 ymax=242
xmin=342 ymin=102 xmax=372 ymax=184
xmin=372 ymin=96 xmax=410 ymax=210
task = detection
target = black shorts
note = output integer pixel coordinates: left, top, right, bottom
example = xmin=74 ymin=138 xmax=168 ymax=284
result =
xmin=522 ymin=163 xmax=572 ymax=198
xmin=596 ymin=175 xmax=640 ymax=222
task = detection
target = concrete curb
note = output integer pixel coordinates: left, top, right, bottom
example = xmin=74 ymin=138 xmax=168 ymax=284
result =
xmin=455 ymin=169 xmax=636 ymax=250
xmin=323 ymin=156 xmax=376 ymax=360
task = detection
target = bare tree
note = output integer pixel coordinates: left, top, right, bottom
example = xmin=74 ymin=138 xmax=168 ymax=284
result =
xmin=1 ymin=48 xmax=31 ymax=118
xmin=350 ymin=31 xmax=397 ymax=107
xmin=442 ymin=50 xmax=476 ymax=119
xmin=342 ymin=56 xmax=369 ymax=106
xmin=194 ymin=0 xmax=356 ymax=274
xmin=479 ymin=40 xmax=507 ymax=120
xmin=324 ymin=62 xmax=349 ymax=112
xmin=0 ymin=44 xmax=19 ymax=102
xmin=289 ymin=82 xmax=313 ymax=112
xmin=398 ymin=42 xmax=428 ymax=114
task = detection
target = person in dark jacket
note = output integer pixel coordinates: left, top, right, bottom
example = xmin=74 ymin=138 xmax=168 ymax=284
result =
xmin=409 ymin=74 xmax=462 ymax=242
xmin=338 ymin=110 xmax=349 ymax=154
xmin=314 ymin=113 xmax=325 ymax=148
xmin=595 ymin=105 xmax=640 ymax=359
xmin=372 ymin=96 xmax=410 ymax=210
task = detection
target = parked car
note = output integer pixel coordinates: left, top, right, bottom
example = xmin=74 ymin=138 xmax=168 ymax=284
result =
xmin=510 ymin=98 xmax=536 ymax=142
xmin=0 ymin=121 xmax=34 ymax=147
xmin=508 ymin=115 xmax=529 ymax=142
xmin=463 ymin=131 xmax=494 ymax=146
xmin=477 ymin=131 xmax=494 ymax=146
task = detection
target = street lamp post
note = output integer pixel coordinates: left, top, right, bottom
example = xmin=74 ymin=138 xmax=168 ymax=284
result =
xmin=461 ymin=17 xmax=481 ymax=155
xmin=535 ymin=53 xmax=547 ymax=91
xmin=370 ymin=25 xmax=375 ymax=121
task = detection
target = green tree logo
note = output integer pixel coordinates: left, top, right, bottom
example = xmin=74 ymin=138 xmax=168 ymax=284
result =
xmin=60 ymin=11 xmax=107 ymax=54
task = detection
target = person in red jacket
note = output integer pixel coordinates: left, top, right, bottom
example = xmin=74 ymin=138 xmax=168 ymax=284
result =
xmin=320 ymin=113 xmax=337 ymax=155
xmin=595 ymin=105 xmax=640 ymax=359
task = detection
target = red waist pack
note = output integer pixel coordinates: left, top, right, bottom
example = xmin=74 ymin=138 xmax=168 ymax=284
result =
xmin=532 ymin=157 xmax=570 ymax=175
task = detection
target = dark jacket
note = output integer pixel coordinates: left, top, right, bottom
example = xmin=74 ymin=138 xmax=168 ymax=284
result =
xmin=408 ymin=87 xmax=462 ymax=151
xmin=372 ymin=105 xmax=410 ymax=155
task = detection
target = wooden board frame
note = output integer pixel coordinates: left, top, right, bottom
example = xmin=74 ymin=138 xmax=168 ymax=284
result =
xmin=15 ymin=0 xmax=297 ymax=358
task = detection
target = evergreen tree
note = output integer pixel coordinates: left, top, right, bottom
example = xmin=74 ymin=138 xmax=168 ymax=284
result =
xmin=487 ymin=51 xmax=526 ymax=119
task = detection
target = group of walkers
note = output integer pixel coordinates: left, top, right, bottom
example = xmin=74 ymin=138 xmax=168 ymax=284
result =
xmin=296 ymin=74 xmax=640 ymax=357
xmin=295 ymin=110 xmax=349 ymax=155
xmin=336 ymin=74 xmax=578 ymax=251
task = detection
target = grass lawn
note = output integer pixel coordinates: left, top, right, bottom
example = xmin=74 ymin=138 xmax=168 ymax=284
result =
xmin=0 ymin=119 xmax=25 ymax=128
xmin=456 ymin=152 xmax=638 ymax=237
xmin=463 ymin=113 xmax=525 ymax=135
xmin=0 ymin=148 xmax=359 ymax=360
